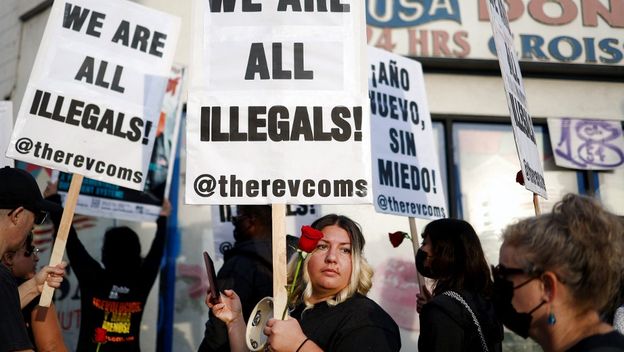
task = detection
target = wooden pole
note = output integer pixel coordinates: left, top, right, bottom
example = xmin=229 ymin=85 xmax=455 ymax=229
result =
xmin=271 ymin=204 xmax=287 ymax=319
xmin=39 ymin=173 xmax=83 ymax=307
xmin=533 ymin=193 xmax=541 ymax=216
xmin=408 ymin=217 xmax=425 ymax=291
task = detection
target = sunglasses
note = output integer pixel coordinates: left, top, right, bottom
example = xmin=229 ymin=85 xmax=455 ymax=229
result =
xmin=492 ymin=263 xmax=527 ymax=280
xmin=492 ymin=263 xmax=545 ymax=290
xmin=7 ymin=207 xmax=48 ymax=225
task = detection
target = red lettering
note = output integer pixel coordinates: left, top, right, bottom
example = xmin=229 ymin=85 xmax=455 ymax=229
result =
xmin=453 ymin=31 xmax=471 ymax=57
xmin=478 ymin=0 xmax=525 ymax=21
xmin=581 ymin=0 xmax=624 ymax=27
xmin=529 ymin=0 xmax=577 ymax=25
xmin=408 ymin=29 xmax=429 ymax=56
xmin=432 ymin=31 xmax=451 ymax=56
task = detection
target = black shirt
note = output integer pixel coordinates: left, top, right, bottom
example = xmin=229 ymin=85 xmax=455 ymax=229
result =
xmin=68 ymin=216 xmax=167 ymax=352
xmin=566 ymin=330 xmax=624 ymax=351
xmin=0 ymin=264 xmax=33 ymax=352
xmin=291 ymin=293 xmax=401 ymax=351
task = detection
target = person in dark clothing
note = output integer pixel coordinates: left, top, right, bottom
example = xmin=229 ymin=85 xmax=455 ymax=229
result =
xmin=416 ymin=218 xmax=503 ymax=352
xmin=46 ymin=183 xmax=171 ymax=352
xmin=2 ymin=232 xmax=67 ymax=351
xmin=496 ymin=194 xmax=624 ymax=351
xmin=198 ymin=205 xmax=273 ymax=352
xmin=0 ymin=167 xmax=65 ymax=352
xmin=206 ymin=214 xmax=401 ymax=352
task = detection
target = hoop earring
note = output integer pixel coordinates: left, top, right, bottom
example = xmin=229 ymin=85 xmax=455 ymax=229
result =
xmin=547 ymin=305 xmax=556 ymax=326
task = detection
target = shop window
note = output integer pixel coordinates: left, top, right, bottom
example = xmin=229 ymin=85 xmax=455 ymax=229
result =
xmin=451 ymin=122 xmax=580 ymax=265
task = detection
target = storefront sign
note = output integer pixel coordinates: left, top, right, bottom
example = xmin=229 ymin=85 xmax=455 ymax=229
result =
xmin=548 ymin=117 xmax=624 ymax=170
xmin=367 ymin=0 xmax=624 ymax=67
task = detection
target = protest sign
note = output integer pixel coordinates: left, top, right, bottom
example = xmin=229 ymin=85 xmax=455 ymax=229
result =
xmin=369 ymin=47 xmax=447 ymax=219
xmin=6 ymin=0 xmax=180 ymax=191
xmin=56 ymin=65 xmax=185 ymax=221
xmin=548 ymin=117 xmax=624 ymax=170
xmin=1 ymin=101 xmax=14 ymax=167
xmin=487 ymin=0 xmax=547 ymax=199
xmin=186 ymin=0 xmax=370 ymax=205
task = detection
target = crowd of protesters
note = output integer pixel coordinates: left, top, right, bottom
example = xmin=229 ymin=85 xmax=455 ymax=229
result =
xmin=2 ymin=164 xmax=624 ymax=351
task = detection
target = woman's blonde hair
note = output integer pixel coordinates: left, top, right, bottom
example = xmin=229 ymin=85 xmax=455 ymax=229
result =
xmin=503 ymin=193 xmax=624 ymax=314
xmin=287 ymin=214 xmax=373 ymax=309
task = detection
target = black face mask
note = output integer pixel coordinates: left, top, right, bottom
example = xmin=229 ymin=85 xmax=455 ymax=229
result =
xmin=416 ymin=249 xmax=436 ymax=279
xmin=492 ymin=275 xmax=545 ymax=338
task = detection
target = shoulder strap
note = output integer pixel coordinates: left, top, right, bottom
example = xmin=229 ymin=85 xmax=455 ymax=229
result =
xmin=442 ymin=291 xmax=490 ymax=352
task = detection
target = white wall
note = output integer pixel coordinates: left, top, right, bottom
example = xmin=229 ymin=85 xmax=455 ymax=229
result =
xmin=0 ymin=0 xmax=20 ymax=100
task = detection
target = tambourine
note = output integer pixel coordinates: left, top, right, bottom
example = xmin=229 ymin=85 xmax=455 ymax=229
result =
xmin=246 ymin=297 xmax=274 ymax=351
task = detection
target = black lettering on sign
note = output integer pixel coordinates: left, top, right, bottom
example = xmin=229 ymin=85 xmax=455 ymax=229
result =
xmin=74 ymin=56 xmax=125 ymax=93
xmin=200 ymin=105 xmax=362 ymax=142
xmin=277 ymin=0 xmax=350 ymax=12
xmin=245 ymin=43 xmax=314 ymax=80
xmin=208 ymin=0 xmax=262 ymax=12
xmin=111 ymin=20 xmax=167 ymax=57
xmin=62 ymin=3 xmax=106 ymax=37
xmin=29 ymin=89 xmax=150 ymax=144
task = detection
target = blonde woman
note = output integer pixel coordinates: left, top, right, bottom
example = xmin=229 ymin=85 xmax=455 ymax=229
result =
xmin=206 ymin=214 xmax=401 ymax=352
xmin=495 ymin=194 xmax=624 ymax=351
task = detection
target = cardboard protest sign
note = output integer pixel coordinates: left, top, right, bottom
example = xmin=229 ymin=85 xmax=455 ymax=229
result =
xmin=6 ymin=0 xmax=180 ymax=191
xmin=369 ymin=47 xmax=447 ymax=219
xmin=548 ymin=117 xmax=624 ymax=170
xmin=56 ymin=65 xmax=185 ymax=221
xmin=1 ymin=101 xmax=14 ymax=167
xmin=487 ymin=0 xmax=547 ymax=199
xmin=186 ymin=0 xmax=370 ymax=204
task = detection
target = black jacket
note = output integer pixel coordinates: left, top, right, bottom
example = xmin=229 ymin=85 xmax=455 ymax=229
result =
xmin=198 ymin=238 xmax=273 ymax=352
xmin=419 ymin=290 xmax=503 ymax=352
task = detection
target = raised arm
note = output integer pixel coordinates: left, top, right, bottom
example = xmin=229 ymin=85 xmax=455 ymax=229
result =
xmin=140 ymin=200 xmax=171 ymax=289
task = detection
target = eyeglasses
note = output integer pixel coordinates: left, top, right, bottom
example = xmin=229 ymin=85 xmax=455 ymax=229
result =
xmin=7 ymin=207 xmax=48 ymax=225
xmin=24 ymin=245 xmax=39 ymax=257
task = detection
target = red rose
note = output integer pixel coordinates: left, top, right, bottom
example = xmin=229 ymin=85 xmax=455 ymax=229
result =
xmin=389 ymin=231 xmax=408 ymax=248
xmin=94 ymin=327 xmax=107 ymax=343
xmin=299 ymin=226 xmax=323 ymax=253
xmin=515 ymin=170 xmax=525 ymax=186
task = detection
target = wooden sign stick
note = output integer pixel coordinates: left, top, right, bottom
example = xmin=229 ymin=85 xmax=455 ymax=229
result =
xmin=272 ymin=203 xmax=287 ymax=319
xmin=39 ymin=173 xmax=83 ymax=307
xmin=408 ymin=217 xmax=426 ymax=292
xmin=533 ymin=193 xmax=541 ymax=216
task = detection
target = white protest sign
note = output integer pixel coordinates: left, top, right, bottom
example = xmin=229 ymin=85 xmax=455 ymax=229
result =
xmin=368 ymin=47 xmax=447 ymax=219
xmin=186 ymin=0 xmax=370 ymax=204
xmin=548 ymin=117 xmax=624 ymax=170
xmin=56 ymin=64 xmax=186 ymax=221
xmin=6 ymin=0 xmax=180 ymax=191
xmin=487 ymin=0 xmax=547 ymax=199
xmin=1 ymin=101 xmax=14 ymax=167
